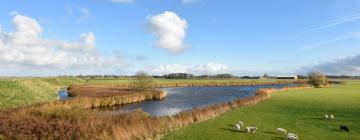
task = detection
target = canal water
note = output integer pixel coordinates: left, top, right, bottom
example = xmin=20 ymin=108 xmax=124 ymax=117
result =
xmin=97 ymin=84 xmax=297 ymax=117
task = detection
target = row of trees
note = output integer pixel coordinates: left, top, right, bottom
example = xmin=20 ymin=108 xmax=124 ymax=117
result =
xmin=131 ymin=71 xmax=329 ymax=91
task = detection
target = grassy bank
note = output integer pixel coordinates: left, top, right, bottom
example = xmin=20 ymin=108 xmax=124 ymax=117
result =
xmin=0 ymin=78 xmax=84 ymax=109
xmin=163 ymin=80 xmax=360 ymax=140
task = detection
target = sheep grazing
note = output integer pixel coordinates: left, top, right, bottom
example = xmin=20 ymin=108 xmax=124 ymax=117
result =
xmin=324 ymin=114 xmax=329 ymax=119
xmin=246 ymin=126 xmax=257 ymax=133
xmin=287 ymin=133 xmax=299 ymax=140
xmin=276 ymin=128 xmax=287 ymax=134
xmin=330 ymin=115 xmax=335 ymax=119
xmin=234 ymin=124 xmax=241 ymax=131
xmin=340 ymin=125 xmax=349 ymax=132
xmin=238 ymin=121 xmax=245 ymax=126
xmin=287 ymin=135 xmax=299 ymax=140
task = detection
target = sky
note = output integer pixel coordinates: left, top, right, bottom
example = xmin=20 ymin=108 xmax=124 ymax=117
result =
xmin=1 ymin=0 xmax=360 ymax=76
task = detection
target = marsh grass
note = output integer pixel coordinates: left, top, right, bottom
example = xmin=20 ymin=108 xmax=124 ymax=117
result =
xmin=0 ymin=84 xmax=308 ymax=140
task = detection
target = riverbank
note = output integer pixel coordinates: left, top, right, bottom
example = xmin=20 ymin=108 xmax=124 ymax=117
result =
xmin=163 ymin=80 xmax=360 ymax=140
xmin=0 ymin=84 xmax=310 ymax=139
xmin=0 ymin=78 xmax=302 ymax=109
xmin=0 ymin=78 xmax=84 ymax=109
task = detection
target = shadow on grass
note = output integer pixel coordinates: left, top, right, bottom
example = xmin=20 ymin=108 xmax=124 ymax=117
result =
xmin=270 ymin=136 xmax=284 ymax=140
xmin=220 ymin=128 xmax=247 ymax=133
xmin=263 ymin=131 xmax=278 ymax=135
xmin=227 ymin=124 xmax=234 ymax=127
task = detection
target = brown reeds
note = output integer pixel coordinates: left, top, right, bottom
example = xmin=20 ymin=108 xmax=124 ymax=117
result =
xmin=0 ymin=85 xmax=310 ymax=140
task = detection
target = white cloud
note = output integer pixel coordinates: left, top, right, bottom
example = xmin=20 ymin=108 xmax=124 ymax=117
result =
xmin=194 ymin=62 xmax=229 ymax=74
xmin=151 ymin=64 xmax=189 ymax=75
xmin=0 ymin=12 xmax=124 ymax=76
xmin=147 ymin=11 xmax=189 ymax=53
xmin=111 ymin=0 xmax=134 ymax=3
xmin=150 ymin=62 xmax=230 ymax=75
xmin=302 ymin=55 xmax=360 ymax=75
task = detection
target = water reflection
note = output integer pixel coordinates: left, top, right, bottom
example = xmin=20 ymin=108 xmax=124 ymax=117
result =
xmin=101 ymin=84 xmax=296 ymax=117
xmin=58 ymin=88 xmax=71 ymax=100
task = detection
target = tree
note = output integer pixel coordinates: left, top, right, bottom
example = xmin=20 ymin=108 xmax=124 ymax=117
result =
xmin=308 ymin=72 xmax=328 ymax=88
xmin=262 ymin=73 xmax=270 ymax=79
xmin=132 ymin=71 xmax=155 ymax=91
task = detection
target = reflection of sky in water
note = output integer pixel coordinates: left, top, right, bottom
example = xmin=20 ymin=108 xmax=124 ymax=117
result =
xmin=58 ymin=89 xmax=71 ymax=100
xmin=101 ymin=84 xmax=297 ymax=117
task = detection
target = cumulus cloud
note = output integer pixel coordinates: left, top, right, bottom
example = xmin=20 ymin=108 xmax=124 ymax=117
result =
xmin=150 ymin=63 xmax=230 ymax=75
xmin=0 ymin=12 xmax=123 ymax=76
xmin=194 ymin=62 xmax=230 ymax=74
xmin=151 ymin=64 xmax=189 ymax=75
xmin=302 ymin=55 xmax=360 ymax=75
xmin=147 ymin=11 xmax=190 ymax=53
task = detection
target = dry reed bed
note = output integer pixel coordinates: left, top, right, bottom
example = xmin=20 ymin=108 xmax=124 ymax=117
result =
xmin=40 ymin=89 xmax=167 ymax=109
xmin=0 ymin=85 xmax=310 ymax=140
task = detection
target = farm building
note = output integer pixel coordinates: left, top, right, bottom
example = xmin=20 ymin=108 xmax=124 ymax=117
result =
xmin=276 ymin=76 xmax=298 ymax=79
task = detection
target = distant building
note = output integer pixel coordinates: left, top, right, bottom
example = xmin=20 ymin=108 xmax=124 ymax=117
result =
xmin=276 ymin=76 xmax=298 ymax=80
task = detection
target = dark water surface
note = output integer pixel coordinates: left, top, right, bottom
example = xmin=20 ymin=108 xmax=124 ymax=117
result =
xmin=100 ymin=84 xmax=297 ymax=117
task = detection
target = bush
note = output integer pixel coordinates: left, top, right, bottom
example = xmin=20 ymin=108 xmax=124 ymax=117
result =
xmin=131 ymin=72 xmax=155 ymax=91
xmin=308 ymin=72 xmax=328 ymax=88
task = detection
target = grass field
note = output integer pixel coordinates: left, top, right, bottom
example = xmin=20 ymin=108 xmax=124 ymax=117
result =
xmin=0 ymin=77 xmax=84 ymax=109
xmin=163 ymin=80 xmax=360 ymax=140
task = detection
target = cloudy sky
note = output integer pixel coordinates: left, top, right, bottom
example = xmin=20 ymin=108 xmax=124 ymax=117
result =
xmin=1 ymin=0 xmax=360 ymax=76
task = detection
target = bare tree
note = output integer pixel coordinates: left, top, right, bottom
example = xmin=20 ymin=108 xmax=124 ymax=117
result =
xmin=308 ymin=72 xmax=328 ymax=88
xmin=132 ymin=71 xmax=155 ymax=91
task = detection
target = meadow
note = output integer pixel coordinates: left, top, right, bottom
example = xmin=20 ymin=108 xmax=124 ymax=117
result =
xmin=163 ymin=80 xmax=360 ymax=140
xmin=0 ymin=77 xmax=84 ymax=109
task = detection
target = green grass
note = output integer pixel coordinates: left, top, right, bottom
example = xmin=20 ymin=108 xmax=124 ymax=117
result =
xmin=163 ymin=80 xmax=360 ymax=140
xmin=0 ymin=77 xmax=84 ymax=109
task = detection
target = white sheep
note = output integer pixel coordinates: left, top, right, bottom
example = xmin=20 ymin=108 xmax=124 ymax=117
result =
xmin=287 ymin=135 xmax=299 ymax=140
xmin=276 ymin=128 xmax=287 ymax=134
xmin=324 ymin=114 xmax=329 ymax=119
xmin=287 ymin=133 xmax=298 ymax=140
xmin=234 ymin=124 xmax=241 ymax=131
xmin=238 ymin=121 xmax=245 ymax=126
xmin=246 ymin=126 xmax=257 ymax=133
xmin=330 ymin=115 xmax=335 ymax=119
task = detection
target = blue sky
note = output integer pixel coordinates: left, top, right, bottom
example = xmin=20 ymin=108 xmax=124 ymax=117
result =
xmin=1 ymin=0 xmax=360 ymax=76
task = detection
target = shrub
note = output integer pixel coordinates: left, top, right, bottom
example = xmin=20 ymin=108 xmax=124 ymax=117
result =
xmin=131 ymin=72 xmax=155 ymax=91
xmin=308 ymin=72 xmax=328 ymax=88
